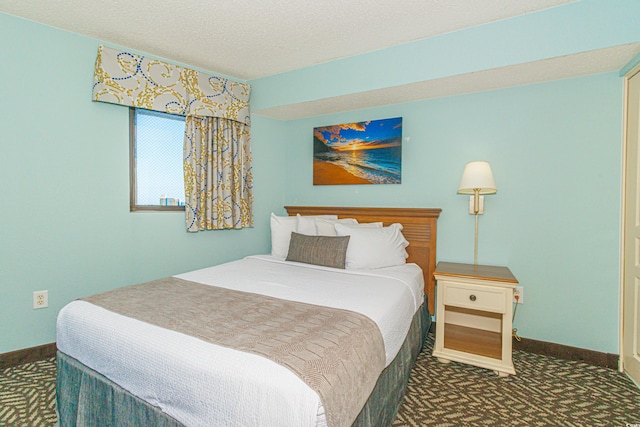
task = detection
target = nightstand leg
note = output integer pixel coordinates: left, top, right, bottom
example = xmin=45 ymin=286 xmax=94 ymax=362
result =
xmin=437 ymin=357 xmax=451 ymax=364
xmin=495 ymin=370 xmax=509 ymax=377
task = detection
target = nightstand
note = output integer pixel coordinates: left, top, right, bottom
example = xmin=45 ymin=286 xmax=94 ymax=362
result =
xmin=432 ymin=262 xmax=518 ymax=377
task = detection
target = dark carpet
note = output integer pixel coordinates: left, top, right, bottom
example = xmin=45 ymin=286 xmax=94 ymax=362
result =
xmin=2 ymin=334 xmax=639 ymax=426
xmin=393 ymin=336 xmax=640 ymax=426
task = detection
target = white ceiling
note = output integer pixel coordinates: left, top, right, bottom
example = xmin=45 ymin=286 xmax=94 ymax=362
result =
xmin=1 ymin=0 xmax=576 ymax=80
xmin=2 ymin=0 xmax=638 ymax=120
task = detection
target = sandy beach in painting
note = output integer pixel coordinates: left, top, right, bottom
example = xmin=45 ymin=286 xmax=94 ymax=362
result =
xmin=313 ymin=159 xmax=373 ymax=185
xmin=313 ymin=117 xmax=402 ymax=185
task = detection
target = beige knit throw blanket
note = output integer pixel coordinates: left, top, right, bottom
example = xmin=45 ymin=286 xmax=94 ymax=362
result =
xmin=82 ymin=277 xmax=386 ymax=427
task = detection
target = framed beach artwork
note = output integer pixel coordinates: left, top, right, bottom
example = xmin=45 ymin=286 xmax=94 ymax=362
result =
xmin=313 ymin=117 xmax=402 ymax=185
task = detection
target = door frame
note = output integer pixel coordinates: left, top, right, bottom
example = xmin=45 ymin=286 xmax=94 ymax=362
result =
xmin=620 ymin=64 xmax=640 ymax=374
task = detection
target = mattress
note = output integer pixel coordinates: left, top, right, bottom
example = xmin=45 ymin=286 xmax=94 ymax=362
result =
xmin=56 ymin=255 xmax=425 ymax=427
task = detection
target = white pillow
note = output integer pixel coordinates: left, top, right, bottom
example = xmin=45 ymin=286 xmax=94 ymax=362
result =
xmin=318 ymin=220 xmax=383 ymax=236
xmin=315 ymin=217 xmax=359 ymax=236
xmin=270 ymin=213 xmax=337 ymax=258
xmin=352 ymin=222 xmax=384 ymax=228
xmin=296 ymin=214 xmax=319 ymax=235
xmin=335 ymin=222 xmax=409 ymax=269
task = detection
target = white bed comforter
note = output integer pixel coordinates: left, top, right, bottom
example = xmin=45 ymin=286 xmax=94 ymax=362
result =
xmin=56 ymin=255 xmax=424 ymax=427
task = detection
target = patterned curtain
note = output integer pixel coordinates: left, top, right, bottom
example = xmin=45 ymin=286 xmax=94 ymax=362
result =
xmin=92 ymin=45 xmax=251 ymax=124
xmin=92 ymin=45 xmax=254 ymax=231
xmin=184 ymin=116 xmax=253 ymax=232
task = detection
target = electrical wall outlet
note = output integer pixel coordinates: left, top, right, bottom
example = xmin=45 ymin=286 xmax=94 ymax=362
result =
xmin=513 ymin=286 xmax=524 ymax=304
xmin=33 ymin=290 xmax=48 ymax=309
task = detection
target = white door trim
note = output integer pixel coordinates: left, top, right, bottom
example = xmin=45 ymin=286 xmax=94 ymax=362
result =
xmin=621 ymin=64 xmax=640 ymax=375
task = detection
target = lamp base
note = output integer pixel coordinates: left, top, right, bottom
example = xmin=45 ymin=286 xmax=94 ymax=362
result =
xmin=469 ymin=195 xmax=485 ymax=214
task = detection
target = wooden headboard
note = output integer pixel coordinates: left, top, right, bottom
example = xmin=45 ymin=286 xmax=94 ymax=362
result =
xmin=285 ymin=206 xmax=441 ymax=313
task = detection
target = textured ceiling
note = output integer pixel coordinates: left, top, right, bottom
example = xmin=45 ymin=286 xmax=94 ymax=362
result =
xmin=0 ymin=0 xmax=575 ymax=80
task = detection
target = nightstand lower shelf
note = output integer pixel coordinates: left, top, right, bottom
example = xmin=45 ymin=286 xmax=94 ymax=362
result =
xmin=443 ymin=323 xmax=502 ymax=360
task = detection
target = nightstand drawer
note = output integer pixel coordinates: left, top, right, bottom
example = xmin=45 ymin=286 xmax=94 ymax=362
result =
xmin=443 ymin=283 xmax=507 ymax=313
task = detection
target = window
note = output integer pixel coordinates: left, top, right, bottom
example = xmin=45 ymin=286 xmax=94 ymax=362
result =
xmin=130 ymin=108 xmax=186 ymax=211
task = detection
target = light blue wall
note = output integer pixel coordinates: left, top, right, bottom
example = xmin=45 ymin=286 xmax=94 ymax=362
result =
xmin=252 ymin=0 xmax=634 ymax=355
xmin=1 ymin=0 xmax=630 ymax=355
xmin=0 ymin=13 xmax=285 ymax=353
xmin=621 ymin=51 xmax=640 ymax=76
xmin=281 ymin=73 xmax=623 ymax=354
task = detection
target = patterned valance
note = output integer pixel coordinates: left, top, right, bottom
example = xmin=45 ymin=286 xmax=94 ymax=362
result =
xmin=92 ymin=45 xmax=251 ymax=125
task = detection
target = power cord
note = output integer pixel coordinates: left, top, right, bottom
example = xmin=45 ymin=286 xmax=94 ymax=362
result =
xmin=512 ymin=294 xmax=521 ymax=341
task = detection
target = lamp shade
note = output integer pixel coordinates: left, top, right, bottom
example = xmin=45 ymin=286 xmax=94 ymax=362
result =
xmin=458 ymin=161 xmax=497 ymax=195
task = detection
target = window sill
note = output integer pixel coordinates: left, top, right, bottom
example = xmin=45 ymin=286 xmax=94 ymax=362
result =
xmin=130 ymin=205 xmax=185 ymax=212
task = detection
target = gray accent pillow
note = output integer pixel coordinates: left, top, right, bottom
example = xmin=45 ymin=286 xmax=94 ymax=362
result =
xmin=286 ymin=232 xmax=350 ymax=269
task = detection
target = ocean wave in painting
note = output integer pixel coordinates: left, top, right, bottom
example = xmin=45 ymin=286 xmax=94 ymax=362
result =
xmin=315 ymin=146 xmax=401 ymax=184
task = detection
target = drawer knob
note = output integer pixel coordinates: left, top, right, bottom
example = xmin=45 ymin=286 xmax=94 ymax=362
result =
xmin=469 ymin=294 xmax=477 ymax=302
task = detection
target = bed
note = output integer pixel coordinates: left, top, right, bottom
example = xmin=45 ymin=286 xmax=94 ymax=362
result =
xmin=56 ymin=206 xmax=441 ymax=427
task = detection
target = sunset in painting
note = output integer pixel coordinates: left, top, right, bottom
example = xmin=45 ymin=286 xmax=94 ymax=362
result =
xmin=313 ymin=117 xmax=402 ymax=185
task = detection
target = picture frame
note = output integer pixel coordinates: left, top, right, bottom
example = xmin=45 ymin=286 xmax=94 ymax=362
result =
xmin=313 ymin=117 xmax=402 ymax=185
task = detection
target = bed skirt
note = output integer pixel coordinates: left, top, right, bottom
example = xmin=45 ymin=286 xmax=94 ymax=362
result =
xmin=56 ymin=300 xmax=430 ymax=427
